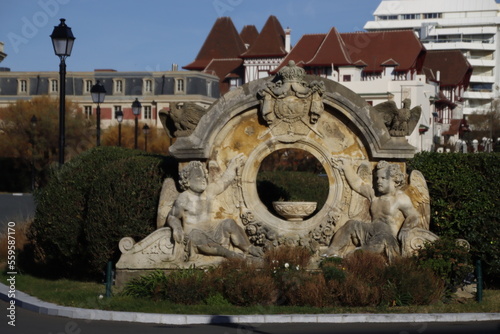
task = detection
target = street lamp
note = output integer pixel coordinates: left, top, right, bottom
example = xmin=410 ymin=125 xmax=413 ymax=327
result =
xmin=30 ymin=115 xmax=37 ymax=191
xmin=132 ymin=98 xmax=141 ymax=149
xmin=142 ymin=124 xmax=150 ymax=152
xmin=115 ymin=110 xmax=124 ymax=147
xmin=50 ymin=18 xmax=75 ymax=166
xmin=91 ymin=80 xmax=106 ymax=146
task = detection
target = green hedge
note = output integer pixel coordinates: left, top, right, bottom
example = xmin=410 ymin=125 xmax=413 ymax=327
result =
xmin=23 ymin=147 xmax=177 ymax=279
xmin=408 ymin=152 xmax=500 ymax=286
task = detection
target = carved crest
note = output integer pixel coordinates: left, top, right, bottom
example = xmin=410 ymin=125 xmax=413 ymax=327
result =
xmin=257 ymin=61 xmax=325 ymax=140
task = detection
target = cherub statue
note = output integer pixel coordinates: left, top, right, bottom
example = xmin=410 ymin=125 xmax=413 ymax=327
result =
xmin=165 ymin=154 xmax=263 ymax=259
xmin=374 ymin=98 xmax=421 ymax=136
xmin=324 ymin=159 xmax=435 ymax=260
xmin=159 ymin=102 xmax=206 ymax=138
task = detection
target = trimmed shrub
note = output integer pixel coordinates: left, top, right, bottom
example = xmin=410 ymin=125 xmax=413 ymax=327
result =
xmin=162 ymin=267 xmax=214 ymax=305
xmin=408 ymin=152 xmax=500 ymax=286
xmin=22 ymin=146 xmax=176 ymax=279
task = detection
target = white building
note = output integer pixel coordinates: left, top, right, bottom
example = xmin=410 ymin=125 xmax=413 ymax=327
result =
xmin=364 ymin=0 xmax=500 ymax=116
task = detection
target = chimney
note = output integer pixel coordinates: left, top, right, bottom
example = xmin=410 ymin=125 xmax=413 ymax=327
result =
xmin=285 ymin=27 xmax=291 ymax=53
xmin=172 ymin=63 xmax=178 ymax=71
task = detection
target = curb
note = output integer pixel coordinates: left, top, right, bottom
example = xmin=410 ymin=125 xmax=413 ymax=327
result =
xmin=2 ymin=283 xmax=500 ymax=325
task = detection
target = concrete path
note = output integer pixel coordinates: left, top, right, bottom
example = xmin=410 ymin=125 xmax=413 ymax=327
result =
xmin=1 ymin=283 xmax=499 ymax=325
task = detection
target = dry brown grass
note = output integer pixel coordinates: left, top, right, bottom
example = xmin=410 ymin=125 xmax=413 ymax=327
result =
xmin=0 ymin=218 xmax=32 ymax=264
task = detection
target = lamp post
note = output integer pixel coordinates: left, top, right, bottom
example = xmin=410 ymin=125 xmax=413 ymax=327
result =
xmin=142 ymin=124 xmax=150 ymax=152
xmin=115 ymin=110 xmax=123 ymax=147
xmin=91 ymin=80 xmax=106 ymax=146
xmin=50 ymin=18 xmax=75 ymax=166
xmin=132 ymin=98 xmax=141 ymax=149
xmin=30 ymin=115 xmax=37 ymax=191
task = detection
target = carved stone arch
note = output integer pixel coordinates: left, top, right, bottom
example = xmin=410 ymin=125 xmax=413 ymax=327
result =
xmin=170 ymin=75 xmax=416 ymax=160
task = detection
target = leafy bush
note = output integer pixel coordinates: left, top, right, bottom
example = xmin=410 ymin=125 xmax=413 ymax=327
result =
xmin=211 ymin=258 xmax=277 ymax=306
xmin=408 ymin=152 xmax=500 ymax=286
xmin=22 ymin=146 xmax=176 ymax=279
xmin=162 ymin=267 xmax=214 ymax=305
xmin=383 ymin=257 xmax=444 ymax=306
xmin=415 ymin=237 xmax=473 ymax=297
xmin=121 ymin=270 xmax=168 ymax=300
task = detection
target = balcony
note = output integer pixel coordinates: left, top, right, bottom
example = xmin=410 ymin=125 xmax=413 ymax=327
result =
xmin=463 ymin=90 xmax=493 ymax=100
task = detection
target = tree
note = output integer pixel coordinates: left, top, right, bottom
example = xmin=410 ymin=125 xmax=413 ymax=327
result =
xmin=0 ymin=95 xmax=95 ymax=188
xmin=467 ymin=99 xmax=500 ymax=145
xmin=101 ymin=123 xmax=173 ymax=154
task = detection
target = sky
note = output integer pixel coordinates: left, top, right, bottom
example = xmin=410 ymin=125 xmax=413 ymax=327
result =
xmin=1 ymin=0 xmax=379 ymax=72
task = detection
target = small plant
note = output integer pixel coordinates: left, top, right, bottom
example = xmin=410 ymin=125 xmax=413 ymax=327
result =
xmin=121 ymin=270 xmax=168 ymax=300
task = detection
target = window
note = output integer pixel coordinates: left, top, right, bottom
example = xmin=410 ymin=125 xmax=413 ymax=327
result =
xmin=423 ymin=13 xmax=442 ymax=19
xmin=144 ymin=79 xmax=153 ymax=93
xmin=144 ymin=105 xmax=152 ymax=119
xmin=19 ymin=80 xmax=28 ymax=93
xmin=114 ymin=80 xmax=124 ymax=94
xmin=176 ymin=78 xmax=184 ymax=92
xmin=84 ymin=106 xmax=92 ymax=118
xmin=207 ymin=81 xmax=212 ymax=97
xmin=342 ymin=75 xmax=351 ymax=82
xmin=401 ymin=14 xmax=420 ymax=20
xmin=378 ymin=15 xmax=398 ymax=20
xmin=50 ymin=79 xmax=58 ymax=93
xmin=85 ymin=80 xmax=93 ymax=93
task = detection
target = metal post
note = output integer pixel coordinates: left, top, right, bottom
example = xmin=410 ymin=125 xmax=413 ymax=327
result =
xmin=476 ymin=260 xmax=483 ymax=302
xmin=59 ymin=59 xmax=66 ymax=166
xmin=96 ymin=104 xmax=101 ymax=146
xmin=105 ymin=261 xmax=113 ymax=298
xmin=134 ymin=116 xmax=138 ymax=149
xmin=118 ymin=123 xmax=122 ymax=147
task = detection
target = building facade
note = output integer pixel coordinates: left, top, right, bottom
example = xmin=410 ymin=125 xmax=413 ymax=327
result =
xmin=364 ymin=0 xmax=500 ymax=116
xmin=0 ymin=68 xmax=219 ymax=129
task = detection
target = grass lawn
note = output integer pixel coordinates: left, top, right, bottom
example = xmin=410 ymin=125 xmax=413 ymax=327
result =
xmin=2 ymin=272 xmax=499 ymax=315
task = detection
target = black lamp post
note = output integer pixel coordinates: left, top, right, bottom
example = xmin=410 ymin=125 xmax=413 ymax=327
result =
xmin=91 ymin=80 xmax=106 ymax=146
xmin=30 ymin=115 xmax=37 ymax=191
xmin=132 ymin=98 xmax=141 ymax=149
xmin=50 ymin=18 xmax=75 ymax=166
xmin=115 ymin=110 xmax=124 ymax=147
xmin=142 ymin=124 xmax=150 ymax=152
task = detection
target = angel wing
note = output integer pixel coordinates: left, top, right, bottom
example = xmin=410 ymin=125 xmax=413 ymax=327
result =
xmin=407 ymin=105 xmax=422 ymax=135
xmin=404 ymin=170 xmax=430 ymax=230
xmin=158 ymin=108 xmax=176 ymax=138
xmin=348 ymin=161 xmax=372 ymax=222
xmin=156 ymin=177 xmax=180 ymax=229
xmin=374 ymin=100 xmax=399 ymax=128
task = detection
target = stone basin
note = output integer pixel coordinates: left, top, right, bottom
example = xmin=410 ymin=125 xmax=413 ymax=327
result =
xmin=272 ymin=201 xmax=317 ymax=222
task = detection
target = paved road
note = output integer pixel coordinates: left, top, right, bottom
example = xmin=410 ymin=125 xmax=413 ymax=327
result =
xmin=1 ymin=301 xmax=499 ymax=334
xmin=0 ymin=194 xmax=35 ymax=232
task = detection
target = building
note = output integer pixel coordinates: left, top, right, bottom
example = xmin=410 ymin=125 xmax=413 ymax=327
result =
xmin=183 ymin=16 xmax=472 ymax=151
xmin=364 ymin=0 xmax=500 ymax=116
xmin=184 ymin=16 xmax=289 ymax=95
xmin=0 ymin=68 xmax=219 ymax=129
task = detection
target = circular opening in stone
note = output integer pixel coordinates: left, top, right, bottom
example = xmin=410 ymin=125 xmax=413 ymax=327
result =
xmin=256 ymin=148 xmax=329 ymax=221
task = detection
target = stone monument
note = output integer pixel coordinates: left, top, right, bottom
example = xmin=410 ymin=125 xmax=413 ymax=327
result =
xmin=116 ymin=61 xmax=439 ymax=284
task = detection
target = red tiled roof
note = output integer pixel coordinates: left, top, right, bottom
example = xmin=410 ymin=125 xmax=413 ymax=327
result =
xmin=183 ymin=17 xmax=246 ymax=70
xmin=240 ymin=15 xmax=287 ymax=58
xmin=274 ymin=34 xmax=326 ymax=72
xmin=204 ymin=58 xmax=243 ymax=80
xmin=340 ymin=30 xmax=425 ymax=72
xmin=422 ymin=50 xmax=472 ymax=87
xmin=240 ymin=25 xmax=259 ymax=48
xmin=306 ymin=28 xmax=352 ymax=66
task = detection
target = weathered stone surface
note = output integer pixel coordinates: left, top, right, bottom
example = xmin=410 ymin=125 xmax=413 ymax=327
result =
xmin=117 ymin=62 xmax=438 ymax=280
